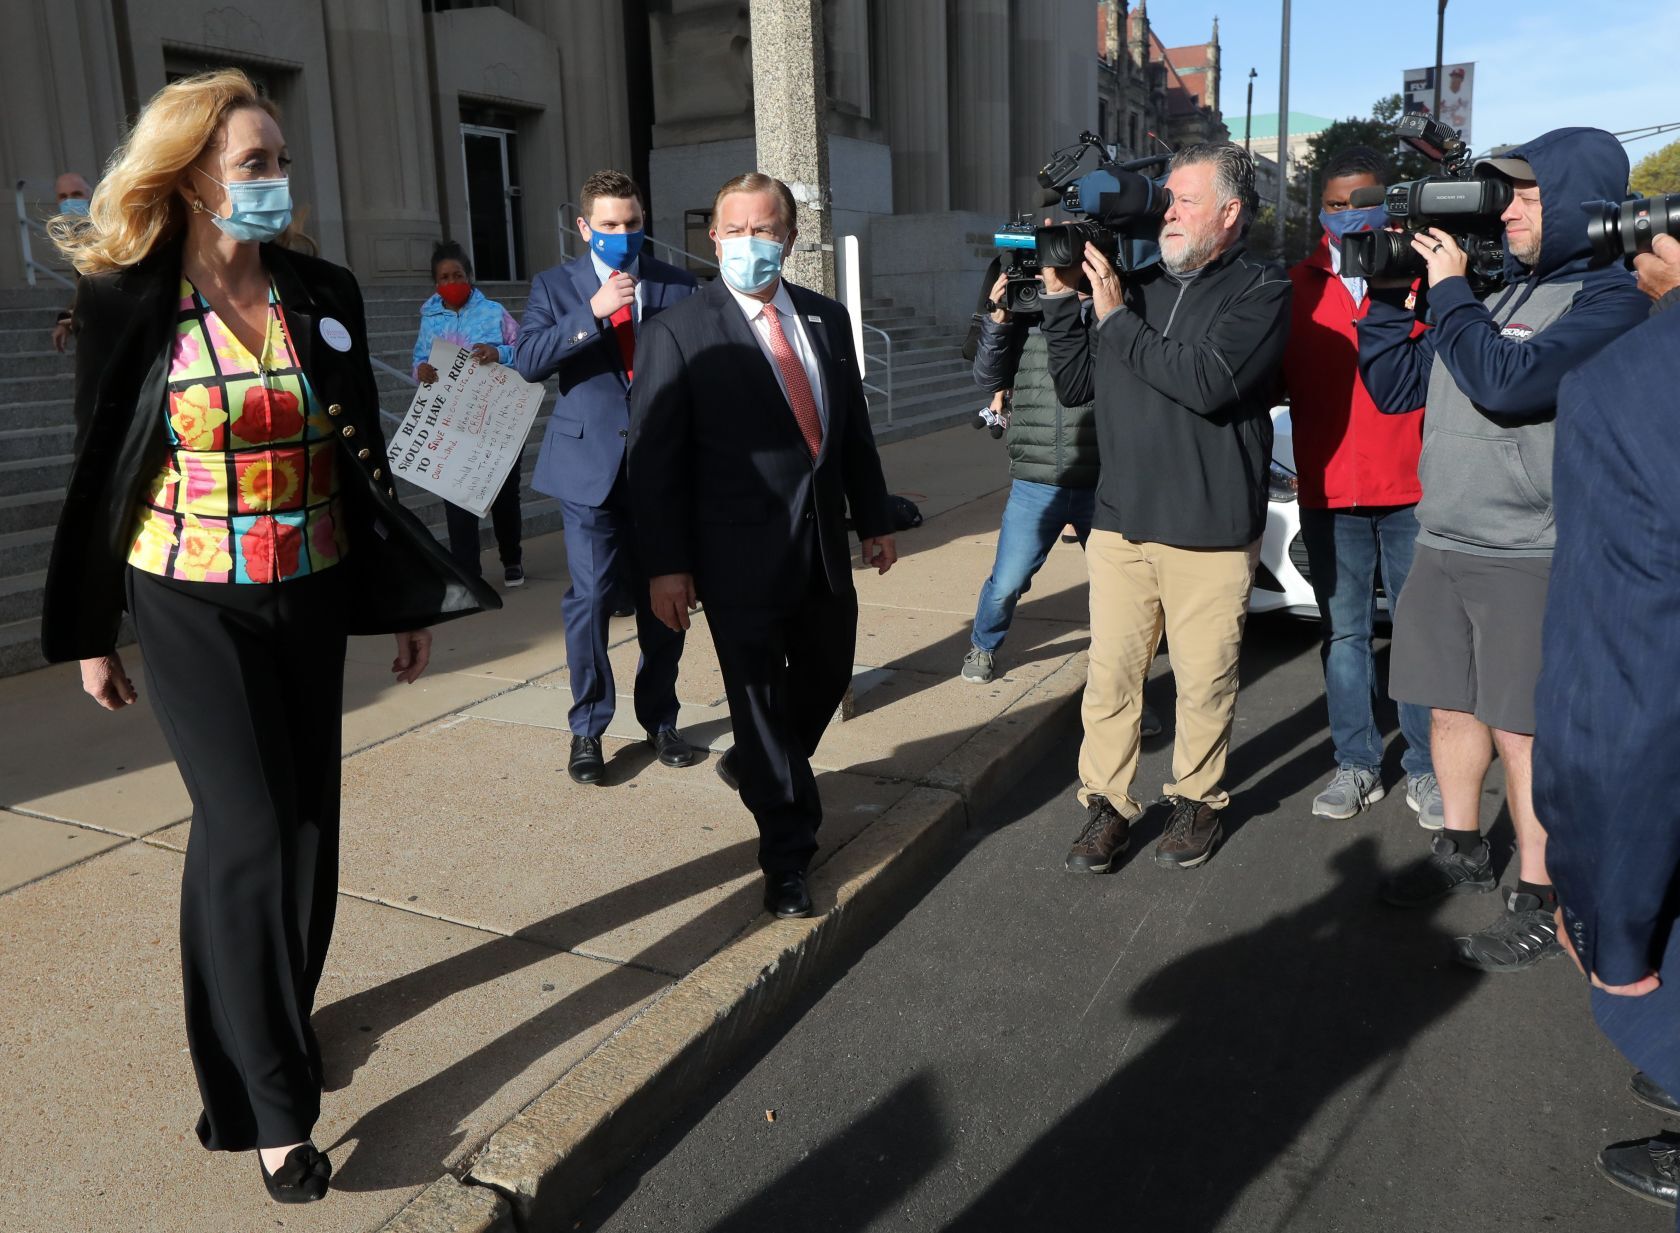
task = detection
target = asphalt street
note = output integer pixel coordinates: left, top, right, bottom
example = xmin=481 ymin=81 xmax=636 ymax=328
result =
xmin=576 ymin=615 xmax=1669 ymax=1233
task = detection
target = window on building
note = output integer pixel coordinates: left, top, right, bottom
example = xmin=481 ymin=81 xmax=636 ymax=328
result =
xmin=423 ymin=1 xmax=515 ymax=12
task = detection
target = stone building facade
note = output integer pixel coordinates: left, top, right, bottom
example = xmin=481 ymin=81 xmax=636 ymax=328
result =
xmin=7 ymin=0 xmax=1225 ymax=317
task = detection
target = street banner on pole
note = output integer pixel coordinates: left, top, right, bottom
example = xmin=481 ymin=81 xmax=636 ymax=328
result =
xmin=387 ymin=342 xmax=544 ymax=517
xmin=1404 ymin=62 xmax=1474 ymax=146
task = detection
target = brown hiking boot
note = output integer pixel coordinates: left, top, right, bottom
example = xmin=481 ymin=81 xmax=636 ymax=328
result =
xmin=1066 ymin=795 xmax=1130 ymax=873
xmin=1153 ymin=796 xmax=1223 ymax=869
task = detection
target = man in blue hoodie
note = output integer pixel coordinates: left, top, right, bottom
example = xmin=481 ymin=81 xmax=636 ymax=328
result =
xmin=1534 ymin=230 xmax=1680 ymax=1217
xmin=1357 ymin=128 xmax=1648 ymax=973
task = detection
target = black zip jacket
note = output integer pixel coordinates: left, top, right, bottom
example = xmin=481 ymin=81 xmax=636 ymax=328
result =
xmin=1039 ymin=242 xmax=1292 ymax=547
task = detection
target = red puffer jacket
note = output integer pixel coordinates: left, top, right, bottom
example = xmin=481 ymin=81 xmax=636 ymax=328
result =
xmin=1283 ymin=237 xmax=1426 ymax=509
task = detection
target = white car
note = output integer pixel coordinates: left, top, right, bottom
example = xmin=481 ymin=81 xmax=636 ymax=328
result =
xmin=1251 ymin=405 xmax=1390 ymax=621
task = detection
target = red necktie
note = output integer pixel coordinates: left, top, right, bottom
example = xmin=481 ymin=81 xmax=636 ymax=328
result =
xmin=609 ymin=303 xmax=634 ymax=382
xmin=761 ymin=306 xmax=823 ymax=460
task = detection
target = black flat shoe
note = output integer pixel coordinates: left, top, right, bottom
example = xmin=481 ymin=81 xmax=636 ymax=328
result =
xmin=568 ymin=735 xmax=605 ymax=785
xmin=647 ymin=727 xmax=699 ymax=768
xmin=259 ymin=1143 xmax=330 ymax=1204
xmin=715 ymin=750 xmax=740 ymax=792
xmin=763 ymin=870 xmax=813 ymax=919
xmin=1633 ymin=1071 xmax=1680 ymax=1117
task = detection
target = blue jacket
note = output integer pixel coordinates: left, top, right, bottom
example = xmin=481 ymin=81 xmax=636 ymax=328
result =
xmin=1534 ymin=294 xmax=1680 ymax=987
xmin=513 ymin=253 xmax=698 ymax=508
xmin=410 ymin=287 xmax=517 ymax=378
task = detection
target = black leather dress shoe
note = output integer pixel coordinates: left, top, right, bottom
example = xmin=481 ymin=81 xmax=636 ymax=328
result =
xmin=568 ymin=735 xmax=605 ymax=785
xmin=1633 ymin=1071 xmax=1680 ymax=1116
xmin=763 ymin=870 xmax=813 ymax=919
xmin=1597 ymin=1132 xmax=1680 ymax=1208
xmin=715 ymin=750 xmax=740 ymax=792
xmin=647 ymin=728 xmax=699 ymax=768
xmin=259 ymin=1142 xmax=331 ymax=1204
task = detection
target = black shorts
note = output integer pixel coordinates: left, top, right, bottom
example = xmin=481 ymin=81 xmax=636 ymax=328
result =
xmin=1388 ymin=544 xmax=1551 ymax=735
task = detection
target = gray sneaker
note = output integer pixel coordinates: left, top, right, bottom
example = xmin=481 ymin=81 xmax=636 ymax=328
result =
xmin=1406 ymin=773 xmax=1445 ymax=830
xmin=961 ymin=647 xmax=995 ymax=683
xmin=1311 ymin=767 xmax=1385 ymax=819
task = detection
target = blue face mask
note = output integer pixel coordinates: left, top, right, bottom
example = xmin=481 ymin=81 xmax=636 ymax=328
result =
xmin=59 ymin=197 xmax=90 ymax=217
xmin=590 ymin=228 xmax=644 ymax=271
xmin=718 ymin=235 xmax=785 ymax=294
xmin=198 ymin=172 xmax=293 ymax=243
xmin=1320 ymin=205 xmax=1388 ymax=243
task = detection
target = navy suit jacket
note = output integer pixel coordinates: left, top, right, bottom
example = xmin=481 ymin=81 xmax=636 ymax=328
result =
xmin=1533 ymin=297 xmax=1680 ymax=987
xmin=514 ymin=252 xmax=698 ymax=508
xmin=627 ymin=277 xmax=894 ymax=607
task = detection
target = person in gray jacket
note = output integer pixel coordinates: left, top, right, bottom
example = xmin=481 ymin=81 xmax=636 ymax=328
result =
xmin=962 ymin=270 xmax=1101 ymax=684
xmin=1358 ymin=127 xmax=1649 ymax=973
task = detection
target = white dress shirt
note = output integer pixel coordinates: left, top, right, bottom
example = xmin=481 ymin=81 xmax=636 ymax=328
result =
xmin=723 ymin=279 xmax=828 ymax=429
xmin=589 ymin=249 xmax=644 ymax=326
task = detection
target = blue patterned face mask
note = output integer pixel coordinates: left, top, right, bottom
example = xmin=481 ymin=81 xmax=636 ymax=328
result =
xmin=1320 ymin=205 xmax=1388 ymax=243
xmin=718 ymin=236 xmax=785 ymax=293
xmin=195 ymin=170 xmax=292 ymax=243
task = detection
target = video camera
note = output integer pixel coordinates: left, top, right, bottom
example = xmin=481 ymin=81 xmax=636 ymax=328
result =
xmin=1341 ymin=114 xmax=1510 ymax=292
xmin=991 ymin=133 xmax=1172 ymax=312
xmin=1584 ymin=193 xmax=1680 ymax=264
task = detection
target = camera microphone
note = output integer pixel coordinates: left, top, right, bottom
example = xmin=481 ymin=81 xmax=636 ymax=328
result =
xmin=1035 ymin=187 xmax=1064 ymax=208
xmin=1348 ymin=185 xmax=1387 ymax=209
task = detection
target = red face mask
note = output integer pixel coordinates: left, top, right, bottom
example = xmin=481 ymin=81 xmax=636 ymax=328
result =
xmin=437 ymin=282 xmax=472 ymax=310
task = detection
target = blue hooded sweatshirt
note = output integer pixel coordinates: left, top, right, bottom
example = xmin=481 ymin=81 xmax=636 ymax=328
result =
xmin=1356 ymin=127 xmax=1648 ymax=555
xmin=411 ymin=286 xmax=518 ymax=379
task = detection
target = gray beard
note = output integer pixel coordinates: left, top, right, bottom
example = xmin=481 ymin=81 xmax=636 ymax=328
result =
xmin=1162 ymin=232 xmax=1218 ymax=275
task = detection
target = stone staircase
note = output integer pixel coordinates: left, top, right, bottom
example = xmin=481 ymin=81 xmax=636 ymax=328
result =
xmin=0 ymin=280 xmax=975 ymax=677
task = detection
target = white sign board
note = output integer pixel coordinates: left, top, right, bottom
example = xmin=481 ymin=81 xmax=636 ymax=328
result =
xmin=1403 ymin=62 xmax=1474 ymax=148
xmin=387 ymin=342 xmax=544 ymax=517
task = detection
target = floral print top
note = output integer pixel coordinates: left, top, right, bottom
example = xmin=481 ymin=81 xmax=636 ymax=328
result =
xmin=126 ymin=278 xmax=347 ymax=584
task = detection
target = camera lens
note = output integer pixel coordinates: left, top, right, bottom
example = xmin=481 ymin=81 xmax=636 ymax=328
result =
xmin=1588 ymin=193 xmax=1680 ymax=262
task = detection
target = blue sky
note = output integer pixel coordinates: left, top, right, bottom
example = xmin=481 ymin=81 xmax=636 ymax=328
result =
xmin=1159 ymin=1 xmax=1680 ymax=162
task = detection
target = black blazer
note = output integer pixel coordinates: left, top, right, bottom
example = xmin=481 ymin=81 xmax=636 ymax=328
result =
xmin=626 ymin=277 xmax=893 ymax=607
xmin=41 ymin=238 xmax=499 ymax=662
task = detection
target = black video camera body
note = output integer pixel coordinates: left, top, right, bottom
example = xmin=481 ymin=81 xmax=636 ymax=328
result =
xmin=993 ymin=216 xmax=1044 ymax=315
xmin=1035 ymin=132 xmax=1172 ymax=277
xmin=1341 ymin=114 xmax=1510 ymax=292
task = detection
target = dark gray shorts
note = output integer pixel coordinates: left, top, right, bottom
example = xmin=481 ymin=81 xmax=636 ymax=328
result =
xmin=1388 ymin=544 xmax=1551 ymax=735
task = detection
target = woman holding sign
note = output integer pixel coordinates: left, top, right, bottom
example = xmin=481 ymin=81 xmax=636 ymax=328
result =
xmin=42 ymin=69 xmax=498 ymax=1204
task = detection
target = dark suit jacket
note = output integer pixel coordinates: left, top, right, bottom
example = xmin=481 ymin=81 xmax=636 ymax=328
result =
xmin=627 ymin=277 xmax=894 ymax=606
xmin=1533 ymin=299 xmax=1680 ymax=987
xmin=41 ymin=238 xmax=499 ymax=662
xmin=513 ymin=253 xmax=698 ymax=508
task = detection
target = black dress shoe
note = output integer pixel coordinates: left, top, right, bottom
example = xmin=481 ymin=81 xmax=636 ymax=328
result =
xmin=1633 ymin=1071 xmax=1680 ymax=1117
xmin=568 ymin=735 xmax=605 ymax=785
xmin=715 ymin=750 xmax=740 ymax=792
xmin=647 ymin=727 xmax=699 ymax=768
xmin=763 ymin=870 xmax=813 ymax=919
xmin=1597 ymin=1132 xmax=1680 ymax=1208
xmin=259 ymin=1142 xmax=331 ymax=1204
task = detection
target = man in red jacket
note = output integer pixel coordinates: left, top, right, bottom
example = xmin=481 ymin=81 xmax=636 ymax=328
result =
xmin=1283 ymin=147 xmax=1439 ymax=827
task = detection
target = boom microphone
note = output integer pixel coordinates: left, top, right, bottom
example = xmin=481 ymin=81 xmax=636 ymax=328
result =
xmin=1348 ymin=185 xmax=1388 ymax=209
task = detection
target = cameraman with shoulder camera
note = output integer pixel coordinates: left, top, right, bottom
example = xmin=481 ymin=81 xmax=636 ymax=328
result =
xmin=1357 ymin=127 xmax=1648 ymax=973
xmin=1039 ymin=141 xmax=1291 ymax=875
xmin=1534 ymin=227 xmax=1680 ymax=1210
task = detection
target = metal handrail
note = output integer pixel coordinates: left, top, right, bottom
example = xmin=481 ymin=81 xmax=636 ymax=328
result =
xmin=15 ymin=181 xmax=76 ymax=292
xmin=555 ymin=203 xmax=719 ymax=273
xmin=860 ymin=320 xmax=894 ymax=425
xmin=368 ymin=354 xmax=418 ymax=430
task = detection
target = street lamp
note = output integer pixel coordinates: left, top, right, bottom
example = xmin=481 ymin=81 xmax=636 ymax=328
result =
xmin=1276 ymin=0 xmax=1291 ymax=253
xmin=1433 ymin=0 xmax=1448 ymax=118
xmin=1244 ymin=67 xmax=1257 ymax=154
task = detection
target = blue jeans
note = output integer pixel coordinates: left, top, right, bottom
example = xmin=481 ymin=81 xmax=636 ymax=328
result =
xmin=1298 ymin=505 xmax=1432 ymax=779
xmin=971 ymin=479 xmax=1096 ymax=654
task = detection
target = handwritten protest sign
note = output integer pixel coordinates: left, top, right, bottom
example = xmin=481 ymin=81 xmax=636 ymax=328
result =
xmin=387 ymin=342 xmax=545 ymax=517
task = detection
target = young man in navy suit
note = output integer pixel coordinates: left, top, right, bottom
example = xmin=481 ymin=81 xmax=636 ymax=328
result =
xmin=514 ymin=170 xmax=700 ymax=784
xmin=628 ymin=173 xmax=897 ymax=919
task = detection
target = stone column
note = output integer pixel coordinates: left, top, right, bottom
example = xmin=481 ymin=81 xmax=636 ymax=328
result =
xmin=948 ymin=0 xmax=1011 ymax=216
xmin=823 ymin=0 xmax=871 ymax=118
xmin=873 ymin=0 xmax=950 ymax=214
xmin=749 ymin=0 xmax=834 ymax=295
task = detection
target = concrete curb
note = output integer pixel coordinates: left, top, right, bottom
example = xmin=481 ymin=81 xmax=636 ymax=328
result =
xmin=380 ymin=648 xmax=1090 ymax=1232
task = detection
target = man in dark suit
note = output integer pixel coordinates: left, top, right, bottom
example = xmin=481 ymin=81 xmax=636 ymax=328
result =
xmin=514 ymin=170 xmax=700 ymax=784
xmin=628 ymin=172 xmax=897 ymax=919
xmin=1534 ymin=231 xmax=1680 ymax=1217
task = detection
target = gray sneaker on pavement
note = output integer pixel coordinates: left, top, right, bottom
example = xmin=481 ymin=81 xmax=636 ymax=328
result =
xmin=1406 ymin=773 xmax=1445 ymax=830
xmin=1312 ymin=767 xmax=1385 ymax=820
xmin=961 ymin=648 xmax=995 ymax=683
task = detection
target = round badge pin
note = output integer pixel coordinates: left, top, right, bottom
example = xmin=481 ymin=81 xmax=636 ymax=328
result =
xmin=319 ymin=317 xmax=353 ymax=352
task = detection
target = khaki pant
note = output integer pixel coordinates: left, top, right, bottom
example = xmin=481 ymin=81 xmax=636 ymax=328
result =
xmin=1078 ymin=530 xmax=1260 ymax=816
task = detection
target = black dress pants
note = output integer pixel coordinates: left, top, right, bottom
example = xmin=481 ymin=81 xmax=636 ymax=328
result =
xmin=707 ymin=556 xmax=858 ymax=875
xmin=444 ymin=455 xmax=523 ymax=576
xmin=126 ymin=567 xmax=348 ymax=1151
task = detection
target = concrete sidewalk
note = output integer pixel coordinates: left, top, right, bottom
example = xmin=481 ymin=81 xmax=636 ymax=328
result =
xmin=0 ymin=424 xmax=1094 ymax=1233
